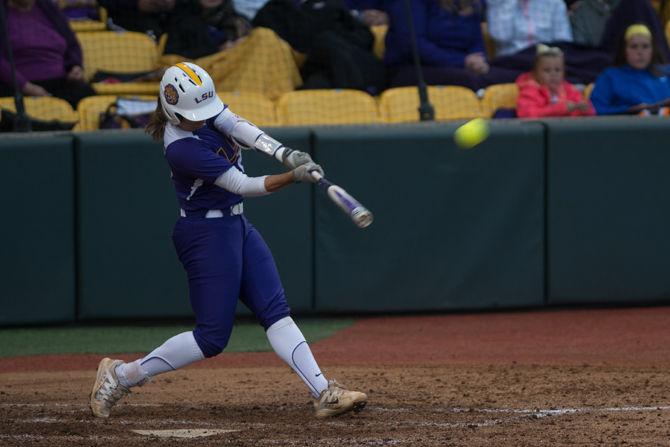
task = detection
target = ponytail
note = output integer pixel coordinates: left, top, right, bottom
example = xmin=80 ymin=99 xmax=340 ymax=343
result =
xmin=145 ymin=101 xmax=168 ymax=141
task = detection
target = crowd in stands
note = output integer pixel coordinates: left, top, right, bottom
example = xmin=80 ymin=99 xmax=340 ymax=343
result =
xmin=1 ymin=0 xmax=670 ymax=130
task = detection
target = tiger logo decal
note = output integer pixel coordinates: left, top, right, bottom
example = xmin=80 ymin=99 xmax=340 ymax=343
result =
xmin=164 ymin=84 xmax=179 ymax=105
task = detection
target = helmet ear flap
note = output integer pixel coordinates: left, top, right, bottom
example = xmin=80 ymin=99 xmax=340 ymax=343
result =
xmin=161 ymin=97 xmax=180 ymax=125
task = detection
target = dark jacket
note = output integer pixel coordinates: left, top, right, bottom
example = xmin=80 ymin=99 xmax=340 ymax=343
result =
xmin=253 ymin=0 xmax=373 ymax=54
xmin=164 ymin=0 xmax=248 ymax=58
xmin=253 ymin=0 xmax=385 ymax=93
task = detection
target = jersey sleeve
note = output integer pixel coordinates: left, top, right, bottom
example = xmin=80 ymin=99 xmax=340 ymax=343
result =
xmin=165 ymin=138 xmax=233 ymax=184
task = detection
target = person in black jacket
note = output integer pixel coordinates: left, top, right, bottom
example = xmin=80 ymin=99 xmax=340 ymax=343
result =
xmin=253 ymin=0 xmax=386 ymax=94
xmin=164 ymin=0 xmax=250 ymax=59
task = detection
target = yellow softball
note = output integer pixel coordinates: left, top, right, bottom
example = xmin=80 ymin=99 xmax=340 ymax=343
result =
xmin=454 ymin=118 xmax=490 ymax=149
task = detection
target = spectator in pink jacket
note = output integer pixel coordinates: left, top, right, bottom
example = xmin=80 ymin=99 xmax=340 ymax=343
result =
xmin=516 ymin=44 xmax=595 ymax=118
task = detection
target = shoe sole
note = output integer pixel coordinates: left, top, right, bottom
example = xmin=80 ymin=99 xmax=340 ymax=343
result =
xmin=315 ymin=397 xmax=368 ymax=418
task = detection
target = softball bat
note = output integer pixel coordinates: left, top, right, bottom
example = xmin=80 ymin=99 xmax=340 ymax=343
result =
xmin=311 ymin=171 xmax=374 ymax=229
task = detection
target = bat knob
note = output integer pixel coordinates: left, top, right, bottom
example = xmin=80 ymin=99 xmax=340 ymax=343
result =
xmin=352 ymin=207 xmax=374 ymax=229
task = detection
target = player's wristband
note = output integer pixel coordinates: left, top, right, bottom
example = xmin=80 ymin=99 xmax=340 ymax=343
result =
xmin=254 ymin=134 xmax=283 ymax=158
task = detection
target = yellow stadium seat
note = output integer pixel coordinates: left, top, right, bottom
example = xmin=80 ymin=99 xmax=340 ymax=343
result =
xmin=379 ymin=86 xmax=482 ymax=123
xmin=481 ymin=83 xmax=519 ymax=117
xmin=277 ymin=89 xmax=379 ymax=125
xmin=0 ymin=96 xmax=77 ymax=123
xmin=77 ymin=31 xmax=160 ymax=95
xmin=371 ymin=25 xmax=387 ymax=59
xmin=583 ymin=83 xmax=594 ymax=99
xmin=75 ymin=95 xmax=157 ymax=131
xmin=219 ymin=92 xmax=277 ymax=127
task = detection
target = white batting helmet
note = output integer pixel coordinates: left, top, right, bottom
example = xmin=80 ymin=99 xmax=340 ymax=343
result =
xmin=159 ymin=62 xmax=224 ymax=125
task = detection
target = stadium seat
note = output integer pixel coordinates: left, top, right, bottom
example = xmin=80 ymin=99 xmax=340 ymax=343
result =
xmin=666 ymin=20 xmax=670 ymax=46
xmin=379 ymin=86 xmax=482 ymax=123
xmin=371 ymin=25 xmax=387 ymax=59
xmin=77 ymin=31 xmax=160 ymax=95
xmin=0 ymin=96 xmax=78 ymax=123
xmin=75 ymin=95 xmax=155 ymax=131
xmin=219 ymin=92 xmax=277 ymax=127
xmin=481 ymin=83 xmax=519 ymax=117
xmin=276 ymin=89 xmax=380 ymax=125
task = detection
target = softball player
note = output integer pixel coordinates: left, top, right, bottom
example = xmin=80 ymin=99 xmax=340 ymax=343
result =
xmin=89 ymin=62 xmax=367 ymax=419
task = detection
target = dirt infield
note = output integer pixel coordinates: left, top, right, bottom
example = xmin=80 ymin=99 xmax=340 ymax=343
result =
xmin=2 ymin=307 xmax=670 ymax=446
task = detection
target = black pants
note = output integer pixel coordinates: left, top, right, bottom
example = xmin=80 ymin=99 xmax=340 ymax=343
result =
xmin=0 ymin=77 xmax=96 ymax=108
xmin=388 ymin=65 xmax=520 ymax=91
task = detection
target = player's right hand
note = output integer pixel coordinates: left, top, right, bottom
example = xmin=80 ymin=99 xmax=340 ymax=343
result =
xmin=293 ymin=162 xmax=324 ymax=183
xmin=283 ymin=149 xmax=313 ymax=169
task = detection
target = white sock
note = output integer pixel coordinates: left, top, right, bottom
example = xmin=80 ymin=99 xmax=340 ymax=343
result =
xmin=266 ymin=317 xmax=329 ymax=398
xmin=116 ymin=331 xmax=204 ymax=388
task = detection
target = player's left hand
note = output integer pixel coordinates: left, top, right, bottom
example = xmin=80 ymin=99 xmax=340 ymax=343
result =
xmin=283 ymin=149 xmax=313 ymax=169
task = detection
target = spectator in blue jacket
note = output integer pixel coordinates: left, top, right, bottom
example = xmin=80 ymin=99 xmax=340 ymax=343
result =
xmin=591 ymin=24 xmax=670 ymax=115
xmin=376 ymin=0 xmax=518 ymax=90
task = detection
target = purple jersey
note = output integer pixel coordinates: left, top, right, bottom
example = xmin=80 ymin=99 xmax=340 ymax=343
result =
xmin=164 ymin=117 xmax=243 ymax=213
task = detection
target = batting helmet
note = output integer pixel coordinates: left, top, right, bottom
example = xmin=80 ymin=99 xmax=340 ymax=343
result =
xmin=159 ymin=62 xmax=224 ymax=125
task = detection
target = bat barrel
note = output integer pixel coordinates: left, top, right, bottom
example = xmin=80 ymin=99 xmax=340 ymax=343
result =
xmin=351 ymin=207 xmax=374 ymax=228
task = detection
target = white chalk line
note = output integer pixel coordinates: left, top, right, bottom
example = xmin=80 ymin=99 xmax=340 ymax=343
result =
xmin=4 ymin=403 xmax=670 ymax=433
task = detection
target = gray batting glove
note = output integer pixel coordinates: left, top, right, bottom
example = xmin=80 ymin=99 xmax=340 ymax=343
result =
xmin=282 ymin=148 xmax=313 ymax=169
xmin=293 ymin=162 xmax=324 ymax=183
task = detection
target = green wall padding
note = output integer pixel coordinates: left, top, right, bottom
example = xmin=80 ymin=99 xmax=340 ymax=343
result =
xmin=75 ymin=129 xmax=312 ymax=320
xmin=312 ymin=122 xmax=545 ymax=312
xmin=0 ymin=135 xmax=75 ymax=324
xmin=546 ymin=117 xmax=670 ymax=304
xmin=76 ymin=131 xmax=189 ymax=319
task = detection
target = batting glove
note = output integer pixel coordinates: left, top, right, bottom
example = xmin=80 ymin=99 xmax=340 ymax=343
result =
xmin=293 ymin=162 xmax=324 ymax=183
xmin=283 ymin=148 xmax=313 ymax=169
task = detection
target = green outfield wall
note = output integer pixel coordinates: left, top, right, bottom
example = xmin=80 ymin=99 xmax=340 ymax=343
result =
xmin=546 ymin=118 xmax=670 ymax=304
xmin=1 ymin=117 xmax=670 ymax=325
xmin=311 ymin=122 xmax=545 ymax=312
xmin=0 ymin=134 xmax=76 ymax=325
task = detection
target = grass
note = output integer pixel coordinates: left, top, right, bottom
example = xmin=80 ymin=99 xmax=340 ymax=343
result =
xmin=0 ymin=318 xmax=353 ymax=357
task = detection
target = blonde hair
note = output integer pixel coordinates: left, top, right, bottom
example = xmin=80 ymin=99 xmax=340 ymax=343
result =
xmin=533 ymin=44 xmax=564 ymax=70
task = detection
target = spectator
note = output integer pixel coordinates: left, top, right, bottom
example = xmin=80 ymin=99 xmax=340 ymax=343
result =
xmin=376 ymin=0 xmax=519 ymax=90
xmin=598 ymin=0 xmax=670 ymax=60
xmin=568 ymin=0 xmax=670 ymax=61
xmin=98 ymin=0 xmax=175 ymax=39
xmin=162 ymin=0 xmax=301 ymax=100
xmin=164 ymin=0 xmax=251 ymax=58
xmin=487 ymin=0 xmax=573 ymax=58
xmin=253 ymin=0 xmax=386 ymax=94
xmin=0 ymin=0 xmax=95 ymax=107
xmin=591 ymin=24 xmax=670 ymax=115
xmin=516 ymin=44 xmax=595 ymax=117
xmin=345 ymin=0 xmax=388 ymax=26
xmin=487 ymin=0 xmax=611 ymax=84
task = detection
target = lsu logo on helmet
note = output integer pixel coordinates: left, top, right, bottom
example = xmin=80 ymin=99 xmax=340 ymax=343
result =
xmin=194 ymin=92 xmax=214 ymax=104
